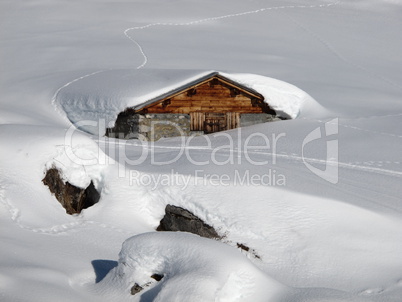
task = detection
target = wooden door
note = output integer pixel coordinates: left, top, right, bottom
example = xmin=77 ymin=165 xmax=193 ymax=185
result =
xmin=190 ymin=112 xmax=205 ymax=131
xmin=204 ymin=113 xmax=227 ymax=134
xmin=226 ymin=112 xmax=240 ymax=130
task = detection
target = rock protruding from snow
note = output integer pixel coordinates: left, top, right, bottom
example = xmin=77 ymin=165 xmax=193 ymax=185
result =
xmin=129 ymin=274 xmax=164 ymax=296
xmin=157 ymin=204 xmax=221 ymax=239
xmin=130 ymin=283 xmax=144 ymax=295
xmin=42 ymin=167 xmax=100 ymax=214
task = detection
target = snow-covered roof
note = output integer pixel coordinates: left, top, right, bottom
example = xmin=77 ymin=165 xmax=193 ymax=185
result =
xmin=56 ymin=69 xmax=322 ymax=134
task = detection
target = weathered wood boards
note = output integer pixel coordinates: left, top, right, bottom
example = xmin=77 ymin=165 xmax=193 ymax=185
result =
xmin=137 ymin=79 xmax=267 ymax=114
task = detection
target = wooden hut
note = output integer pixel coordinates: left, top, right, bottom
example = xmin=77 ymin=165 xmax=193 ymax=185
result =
xmin=106 ymin=71 xmax=280 ymax=140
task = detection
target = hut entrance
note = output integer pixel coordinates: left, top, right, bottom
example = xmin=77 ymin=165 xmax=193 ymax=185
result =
xmin=204 ymin=113 xmax=226 ymax=134
xmin=190 ymin=112 xmax=240 ymax=134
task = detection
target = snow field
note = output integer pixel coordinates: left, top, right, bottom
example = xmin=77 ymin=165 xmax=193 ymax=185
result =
xmin=1 ymin=0 xmax=402 ymax=301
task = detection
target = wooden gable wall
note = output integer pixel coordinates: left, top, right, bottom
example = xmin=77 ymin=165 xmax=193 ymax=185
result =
xmin=135 ymin=76 xmax=271 ymax=115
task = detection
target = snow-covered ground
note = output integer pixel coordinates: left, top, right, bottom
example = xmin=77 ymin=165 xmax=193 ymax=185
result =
xmin=1 ymin=0 xmax=402 ymax=301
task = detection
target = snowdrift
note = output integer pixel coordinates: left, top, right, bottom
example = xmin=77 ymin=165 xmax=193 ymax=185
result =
xmin=96 ymin=232 xmax=373 ymax=302
xmin=98 ymin=232 xmax=286 ymax=302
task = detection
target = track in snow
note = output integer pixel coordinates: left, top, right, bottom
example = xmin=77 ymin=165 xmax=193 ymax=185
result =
xmin=97 ymin=138 xmax=402 ymax=178
xmin=124 ymin=0 xmax=340 ymax=69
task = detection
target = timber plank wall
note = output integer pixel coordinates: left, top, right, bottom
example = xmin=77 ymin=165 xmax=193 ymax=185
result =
xmin=138 ymin=81 xmax=266 ymax=114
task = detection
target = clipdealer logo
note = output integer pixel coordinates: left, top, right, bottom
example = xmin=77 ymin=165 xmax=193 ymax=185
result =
xmin=302 ymin=118 xmax=339 ymax=184
xmin=129 ymin=169 xmax=286 ymax=191
xmin=63 ymin=118 xmax=339 ymax=185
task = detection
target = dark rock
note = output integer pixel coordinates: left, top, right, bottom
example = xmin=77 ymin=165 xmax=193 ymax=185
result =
xmin=237 ymin=243 xmax=250 ymax=252
xmin=150 ymin=273 xmax=163 ymax=281
xmin=42 ymin=167 xmax=100 ymax=215
xmin=157 ymin=205 xmax=221 ymax=239
xmin=130 ymin=283 xmax=143 ymax=295
xmin=236 ymin=242 xmax=261 ymax=259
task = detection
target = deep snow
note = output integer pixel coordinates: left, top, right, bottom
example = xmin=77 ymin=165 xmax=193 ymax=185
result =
xmin=1 ymin=0 xmax=402 ymax=301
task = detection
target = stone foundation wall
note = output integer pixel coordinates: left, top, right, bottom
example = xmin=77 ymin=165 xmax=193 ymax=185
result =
xmin=140 ymin=113 xmax=191 ymax=141
xmin=106 ymin=112 xmax=280 ymax=141
xmin=106 ymin=113 xmax=141 ymax=139
xmin=106 ymin=113 xmax=192 ymax=141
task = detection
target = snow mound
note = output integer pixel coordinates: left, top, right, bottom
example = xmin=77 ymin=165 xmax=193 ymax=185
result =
xmin=0 ymin=124 xmax=106 ymax=229
xmin=98 ymin=232 xmax=287 ymax=302
xmin=44 ymin=132 xmax=106 ymax=189
xmin=55 ymin=69 xmax=323 ymax=135
xmin=96 ymin=232 xmax=372 ymax=302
